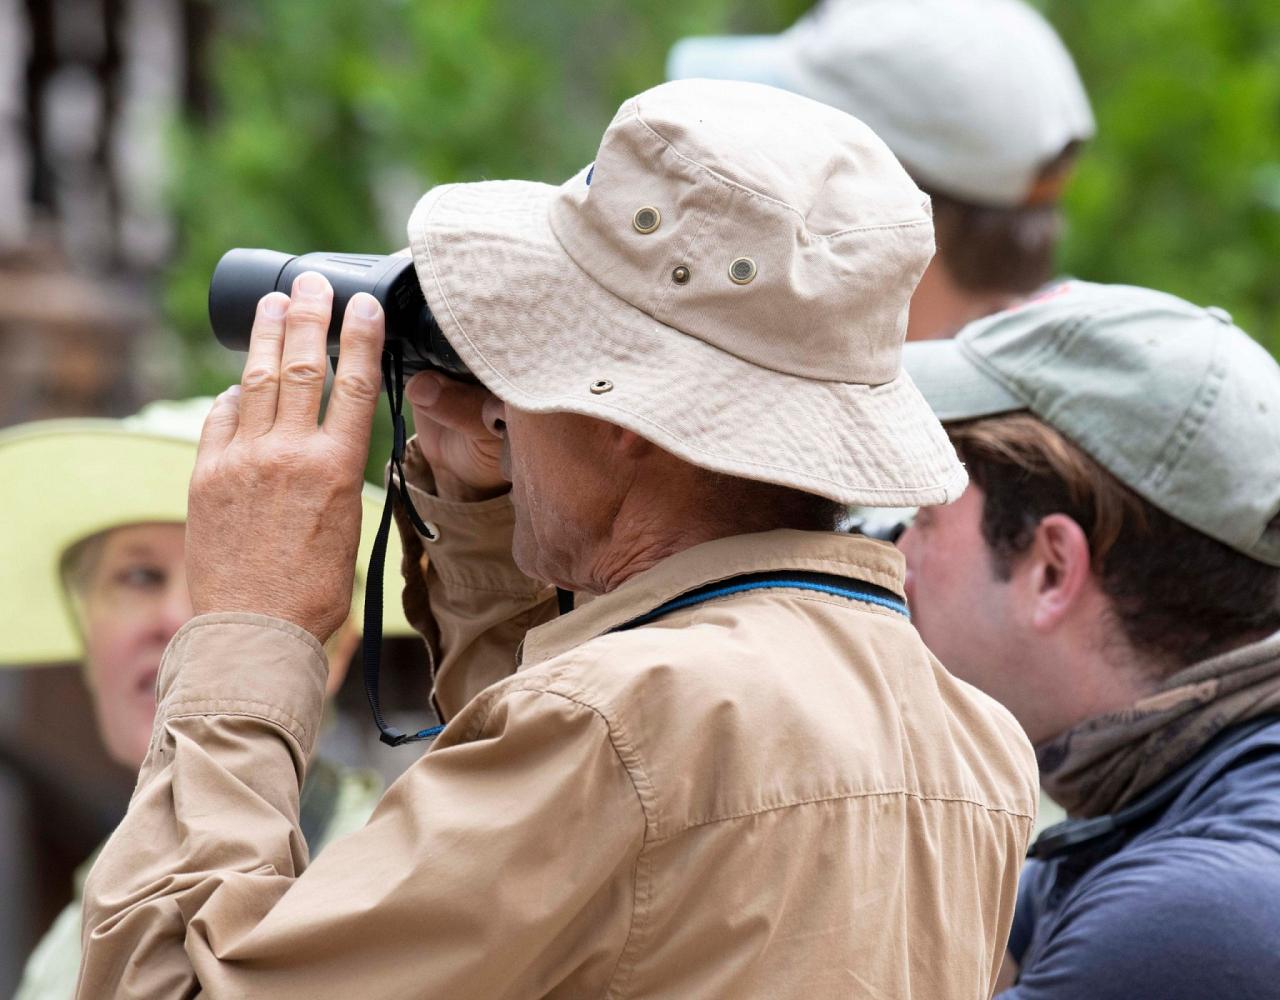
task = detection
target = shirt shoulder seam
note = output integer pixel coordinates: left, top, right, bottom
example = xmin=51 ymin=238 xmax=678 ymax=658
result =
xmin=650 ymin=787 xmax=1035 ymax=843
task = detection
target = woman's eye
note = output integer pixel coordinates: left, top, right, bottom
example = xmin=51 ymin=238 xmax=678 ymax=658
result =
xmin=113 ymin=566 xmax=166 ymax=589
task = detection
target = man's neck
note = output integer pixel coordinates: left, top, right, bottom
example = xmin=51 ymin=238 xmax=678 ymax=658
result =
xmin=571 ymin=472 xmax=831 ymax=596
xmin=906 ymin=260 xmax=1021 ymax=341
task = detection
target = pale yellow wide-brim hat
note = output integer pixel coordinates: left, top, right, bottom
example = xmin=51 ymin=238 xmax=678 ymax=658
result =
xmin=0 ymin=398 xmax=415 ymax=665
xmin=408 ymin=79 xmax=966 ymax=507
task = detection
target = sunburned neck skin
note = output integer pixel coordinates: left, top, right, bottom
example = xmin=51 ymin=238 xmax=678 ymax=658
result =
xmin=906 ymin=258 xmax=1022 ymax=342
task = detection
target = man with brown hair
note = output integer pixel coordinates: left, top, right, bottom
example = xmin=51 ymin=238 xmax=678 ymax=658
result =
xmin=668 ymin=0 xmax=1095 ymax=341
xmin=899 ymin=281 xmax=1280 ymax=998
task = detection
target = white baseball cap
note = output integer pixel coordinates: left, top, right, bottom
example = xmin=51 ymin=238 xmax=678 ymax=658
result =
xmin=668 ymin=0 xmax=1095 ymax=207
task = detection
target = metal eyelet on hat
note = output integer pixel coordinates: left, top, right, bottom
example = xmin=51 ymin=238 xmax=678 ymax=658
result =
xmin=672 ymin=265 xmax=691 ymax=285
xmin=632 ymin=207 xmax=661 ymax=234
xmin=729 ymin=256 xmax=757 ymax=284
xmin=421 ymin=520 xmax=441 ymax=543
xmin=590 ymin=379 xmax=614 ymax=395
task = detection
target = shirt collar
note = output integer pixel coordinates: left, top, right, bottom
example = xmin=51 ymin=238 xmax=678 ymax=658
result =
xmin=520 ymin=529 xmax=907 ymax=668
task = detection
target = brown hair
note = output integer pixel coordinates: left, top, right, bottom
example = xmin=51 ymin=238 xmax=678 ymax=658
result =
xmin=922 ymin=142 xmax=1083 ymax=296
xmin=949 ymin=414 xmax=1280 ymax=671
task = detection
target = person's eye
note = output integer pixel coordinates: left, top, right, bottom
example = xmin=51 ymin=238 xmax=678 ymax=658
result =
xmin=113 ymin=565 xmax=166 ymax=590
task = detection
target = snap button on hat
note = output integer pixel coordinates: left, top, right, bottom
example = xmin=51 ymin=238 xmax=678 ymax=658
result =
xmin=632 ymin=207 xmax=661 ymax=234
xmin=728 ymin=257 xmax=757 ymax=284
xmin=672 ymin=265 xmax=690 ymax=284
xmin=590 ymin=379 xmax=614 ymax=394
xmin=1206 ymin=306 xmax=1233 ymax=324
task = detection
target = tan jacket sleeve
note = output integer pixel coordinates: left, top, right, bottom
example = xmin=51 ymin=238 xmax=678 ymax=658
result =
xmin=393 ymin=438 xmax=558 ymax=720
xmin=78 ymin=615 xmax=644 ymax=999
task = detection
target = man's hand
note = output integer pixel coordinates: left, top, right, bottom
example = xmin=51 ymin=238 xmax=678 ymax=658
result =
xmin=187 ymin=272 xmax=385 ymax=644
xmin=406 ymin=372 xmax=508 ymax=502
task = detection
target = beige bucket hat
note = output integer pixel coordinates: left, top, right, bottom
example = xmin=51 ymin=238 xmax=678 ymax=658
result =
xmin=407 ymin=79 xmax=966 ymax=507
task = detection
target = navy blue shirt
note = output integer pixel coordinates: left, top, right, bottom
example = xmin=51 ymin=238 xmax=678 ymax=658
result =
xmin=1003 ymin=719 xmax=1280 ymax=999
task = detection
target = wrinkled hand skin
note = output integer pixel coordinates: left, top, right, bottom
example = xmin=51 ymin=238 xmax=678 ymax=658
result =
xmin=187 ymin=272 xmax=386 ymax=644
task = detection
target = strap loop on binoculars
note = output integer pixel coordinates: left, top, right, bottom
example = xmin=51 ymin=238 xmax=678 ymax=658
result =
xmin=362 ymin=346 xmax=441 ymax=747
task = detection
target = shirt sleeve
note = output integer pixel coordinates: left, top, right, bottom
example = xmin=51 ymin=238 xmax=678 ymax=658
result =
xmin=1000 ymin=839 xmax=1280 ymax=1000
xmin=393 ymin=437 xmax=558 ymax=720
xmin=78 ymin=615 xmax=646 ymax=999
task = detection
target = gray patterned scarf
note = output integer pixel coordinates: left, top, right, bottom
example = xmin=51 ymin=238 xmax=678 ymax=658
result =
xmin=1038 ymin=630 xmax=1280 ymax=818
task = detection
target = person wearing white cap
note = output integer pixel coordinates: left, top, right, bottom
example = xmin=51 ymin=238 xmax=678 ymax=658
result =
xmin=0 ymin=399 xmax=413 ymax=1000
xmin=897 ymin=282 xmax=1280 ymax=997
xmin=78 ymin=80 xmax=1036 ymax=999
xmin=668 ymin=0 xmax=1095 ymax=341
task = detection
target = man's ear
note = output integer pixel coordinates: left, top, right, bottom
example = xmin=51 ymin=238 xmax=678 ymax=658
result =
xmin=614 ymin=426 xmax=654 ymax=459
xmin=1024 ymin=513 xmax=1093 ymax=634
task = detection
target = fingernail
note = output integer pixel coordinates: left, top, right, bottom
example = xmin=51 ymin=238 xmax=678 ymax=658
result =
xmin=261 ymin=293 xmax=288 ymax=319
xmin=222 ymin=384 xmax=242 ymax=400
xmin=407 ymin=373 xmax=441 ymax=405
xmin=352 ymin=293 xmax=381 ymax=320
xmin=295 ymin=271 xmax=329 ymax=297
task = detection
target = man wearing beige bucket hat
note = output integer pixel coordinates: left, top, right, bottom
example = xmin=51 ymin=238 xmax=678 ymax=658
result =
xmin=669 ymin=0 xmax=1095 ymax=342
xmin=80 ymin=80 xmax=1035 ymax=998
xmin=0 ymin=399 xmax=412 ymax=1000
xmin=897 ymin=282 xmax=1280 ymax=997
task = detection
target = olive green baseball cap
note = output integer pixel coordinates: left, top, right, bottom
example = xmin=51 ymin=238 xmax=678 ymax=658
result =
xmin=0 ymin=398 xmax=415 ymax=665
xmin=902 ymin=281 xmax=1280 ymax=566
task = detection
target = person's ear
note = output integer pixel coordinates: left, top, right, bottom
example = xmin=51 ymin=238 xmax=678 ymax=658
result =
xmin=613 ymin=426 xmax=654 ymax=460
xmin=1024 ymin=513 xmax=1093 ymax=634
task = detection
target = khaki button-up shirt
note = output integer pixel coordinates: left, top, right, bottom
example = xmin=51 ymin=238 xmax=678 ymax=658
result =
xmin=79 ymin=468 xmax=1036 ymax=999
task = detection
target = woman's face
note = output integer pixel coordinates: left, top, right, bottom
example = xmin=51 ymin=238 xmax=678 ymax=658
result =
xmin=75 ymin=523 xmax=192 ymax=770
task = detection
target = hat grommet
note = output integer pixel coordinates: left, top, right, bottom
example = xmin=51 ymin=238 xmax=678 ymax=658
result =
xmin=729 ymin=257 xmax=757 ymax=285
xmin=632 ymin=207 xmax=661 ymax=234
xmin=671 ymin=265 xmax=691 ymax=285
xmin=590 ymin=379 xmax=614 ymax=395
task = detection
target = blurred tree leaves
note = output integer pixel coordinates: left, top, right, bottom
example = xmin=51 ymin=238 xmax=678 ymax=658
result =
xmin=1042 ymin=0 xmax=1280 ymax=349
xmin=167 ymin=0 xmax=1279 ymax=433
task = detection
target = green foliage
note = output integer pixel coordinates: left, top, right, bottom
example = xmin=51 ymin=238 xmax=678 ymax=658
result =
xmin=166 ymin=0 xmax=1280 ymax=442
xmin=164 ymin=0 xmax=808 ymax=475
xmin=1041 ymin=0 xmax=1280 ymax=353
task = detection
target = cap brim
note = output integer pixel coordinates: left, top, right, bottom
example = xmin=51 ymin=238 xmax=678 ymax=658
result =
xmin=409 ymin=180 xmax=967 ymax=508
xmin=0 ymin=421 xmax=414 ymax=666
xmin=665 ymin=34 xmax=801 ymax=91
xmin=902 ymin=339 xmax=1027 ymax=423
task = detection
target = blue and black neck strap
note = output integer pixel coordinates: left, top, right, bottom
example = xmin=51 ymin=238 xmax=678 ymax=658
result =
xmin=610 ymin=570 xmax=910 ymax=633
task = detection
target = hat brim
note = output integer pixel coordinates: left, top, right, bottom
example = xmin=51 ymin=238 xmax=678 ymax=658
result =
xmin=0 ymin=420 xmax=415 ymax=666
xmin=408 ymin=180 xmax=967 ymax=508
xmin=665 ymin=34 xmax=801 ymax=91
xmin=901 ymin=339 xmax=1027 ymax=422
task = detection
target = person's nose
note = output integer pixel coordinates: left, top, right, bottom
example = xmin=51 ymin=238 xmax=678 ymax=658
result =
xmin=481 ymin=394 xmax=507 ymax=439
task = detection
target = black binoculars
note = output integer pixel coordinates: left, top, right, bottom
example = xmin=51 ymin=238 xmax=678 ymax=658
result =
xmin=208 ymin=249 xmax=473 ymax=383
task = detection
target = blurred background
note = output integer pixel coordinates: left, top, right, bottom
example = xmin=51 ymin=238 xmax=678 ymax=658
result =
xmin=0 ymin=0 xmax=1278 ymax=992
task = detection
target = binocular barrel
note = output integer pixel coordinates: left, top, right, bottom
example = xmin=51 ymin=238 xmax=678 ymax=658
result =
xmin=208 ymin=249 xmax=472 ymax=381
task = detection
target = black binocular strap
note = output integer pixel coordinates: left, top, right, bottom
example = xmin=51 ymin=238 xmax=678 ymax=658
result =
xmin=361 ymin=346 xmax=444 ymax=747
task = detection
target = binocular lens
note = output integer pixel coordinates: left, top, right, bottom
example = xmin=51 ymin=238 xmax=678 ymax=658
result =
xmin=208 ymin=248 xmax=472 ymax=382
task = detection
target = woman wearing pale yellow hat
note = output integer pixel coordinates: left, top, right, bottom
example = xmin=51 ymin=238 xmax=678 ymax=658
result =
xmin=1 ymin=399 xmax=412 ymax=1000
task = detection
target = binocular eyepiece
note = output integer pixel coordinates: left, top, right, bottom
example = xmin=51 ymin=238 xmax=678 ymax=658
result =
xmin=208 ymin=249 xmax=472 ymax=383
